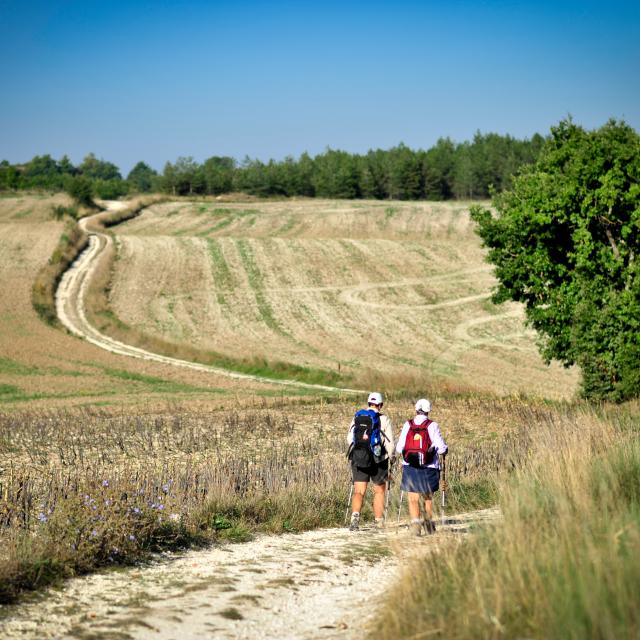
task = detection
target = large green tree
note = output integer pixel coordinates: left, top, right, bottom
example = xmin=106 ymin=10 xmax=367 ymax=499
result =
xmin=202 ymin=156 xmax=235 ymax=195
xmin=471 ymin=119 xmax=640 ymax=401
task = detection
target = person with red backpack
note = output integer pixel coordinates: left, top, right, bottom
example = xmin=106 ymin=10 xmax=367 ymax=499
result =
xmin=396 ymin=398 xmax=448 ymax=535
xmin=346 ymin=392 xmax=394 ymax=531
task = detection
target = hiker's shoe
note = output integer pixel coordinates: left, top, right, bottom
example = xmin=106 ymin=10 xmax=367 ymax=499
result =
xmin=374 ymin=517 xmax=385 ymax=530
xmin=423 ymin=519 xmax=436 ymax=535
xmin=409 ymin=520 xmax=422 ymax=536
xmin=349 ymin=513 xmax=360 ymax=531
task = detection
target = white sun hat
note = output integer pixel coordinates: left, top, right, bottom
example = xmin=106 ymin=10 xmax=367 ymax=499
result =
xmin=415 ymin=398 xmax=432 ymax=413
xmin=367 ymin=392 xmax=384 ymax=405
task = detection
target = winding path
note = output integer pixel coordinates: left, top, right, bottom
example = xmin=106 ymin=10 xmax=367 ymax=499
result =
xmin=55 ymin=203 xmax=364 ymax=394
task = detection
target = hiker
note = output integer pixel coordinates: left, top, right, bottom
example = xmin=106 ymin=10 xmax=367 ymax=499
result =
xmin=347 ymin=392 xmax=394 ymax=531
xmin=396 ymin=398 xmax=448 ymax=536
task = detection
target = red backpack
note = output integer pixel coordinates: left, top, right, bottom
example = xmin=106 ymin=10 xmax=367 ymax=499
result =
xmin=402 ymin=418 xmax=434 ymax=467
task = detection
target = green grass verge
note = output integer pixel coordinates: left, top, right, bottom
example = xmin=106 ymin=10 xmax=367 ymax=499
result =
xmin=31 ymin=219 xmax=88 ymax=326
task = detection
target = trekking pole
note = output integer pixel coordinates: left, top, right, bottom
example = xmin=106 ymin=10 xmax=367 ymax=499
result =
xmin=440 ymin=454 xmax=447 ymax=528
xmin=396 ymin=490 xmax=404 ymax=529
xmin=383 ymin=480 xmax=390 ymax=523
xmin=383 ymin=456 xmax=394 ymax=523
xmin=344 ymin=443 xmax=354 ymax=525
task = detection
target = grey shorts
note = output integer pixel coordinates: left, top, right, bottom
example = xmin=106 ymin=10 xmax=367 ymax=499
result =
xmin=351 ymin=458 xmax=389 ymax=485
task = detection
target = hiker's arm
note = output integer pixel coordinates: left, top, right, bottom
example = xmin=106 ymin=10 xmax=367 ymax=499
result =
xmin=395 ymin=421 xmax=409 ymax=455
xmin=429 ymin=421 xmax=448 ymax=455
xmin=381 ymin=415 xmax=394 ymax=451
xmin=346 ymin=420 xmax=355 ymax=446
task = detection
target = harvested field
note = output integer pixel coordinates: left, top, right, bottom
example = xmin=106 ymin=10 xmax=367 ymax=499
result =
xmin=0 ymin=195 xmax=284 ymax=408
xmin=110 ymin=199 xmax=579 ymax=399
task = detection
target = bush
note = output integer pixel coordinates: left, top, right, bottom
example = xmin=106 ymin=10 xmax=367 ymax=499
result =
xmin=93 ymin=178 xmax=129 ymax=200
xmin=64 ymin=175 xmax=95 ymax=208
xmin=51 ymin=204 xmax=79 ymax=221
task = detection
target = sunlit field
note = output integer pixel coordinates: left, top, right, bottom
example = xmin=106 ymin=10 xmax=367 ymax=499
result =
xmin=108 ymin=199 xmax=578 ymax=399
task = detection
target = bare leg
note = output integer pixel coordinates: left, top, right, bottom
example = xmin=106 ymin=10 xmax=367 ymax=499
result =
xmin=351 ymin=481 xmax=368 ymax=513
xmin=424 ymin=496 xmax=433 ymax=520
xmin=408 ymin=492 xmax=421 ymax=519
xmin=373 ymin=483 xmax=386 ymax=519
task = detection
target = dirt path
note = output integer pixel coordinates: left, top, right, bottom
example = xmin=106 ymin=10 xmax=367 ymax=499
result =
xmin=55 ymin=203 xmax=363 ymax=395
xmin=1 ymin=508 xmax=499 ymax=639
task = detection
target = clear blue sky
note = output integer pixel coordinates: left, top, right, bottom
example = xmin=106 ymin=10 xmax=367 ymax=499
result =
xmin=1 ymin=0 xmax=638 ymax=174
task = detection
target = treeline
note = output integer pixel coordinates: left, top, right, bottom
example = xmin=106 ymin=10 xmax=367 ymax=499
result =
xmin=0 ymin=132 xmax=545 ymax=201
xmin=0 ymin=153 xmax=152 ymax=200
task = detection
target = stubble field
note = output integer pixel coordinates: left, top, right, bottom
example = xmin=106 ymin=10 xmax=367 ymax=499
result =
xmin=109 ymin=198 xmax=579 ymax=399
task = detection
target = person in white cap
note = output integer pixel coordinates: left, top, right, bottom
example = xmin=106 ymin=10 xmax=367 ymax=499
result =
xmin=346 ymin=392 xmax=394 ymax=530
xmin=396 ymin=398 xmax=448 ymax=535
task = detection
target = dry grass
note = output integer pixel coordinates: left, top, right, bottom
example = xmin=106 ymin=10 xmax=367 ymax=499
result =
xmin=373 ymin=403 xmax=640 ymax=640
xmin=106 ymin=199 xmax=579 ymax=400
xmin=86 ymin=195 xmax=169 ymax=232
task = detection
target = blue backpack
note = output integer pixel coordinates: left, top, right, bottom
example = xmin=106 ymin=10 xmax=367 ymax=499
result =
xmin=349 ymin=409 xmax=385 ymax=467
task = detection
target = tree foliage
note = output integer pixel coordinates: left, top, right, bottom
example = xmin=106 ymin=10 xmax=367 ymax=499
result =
xmin=79 ymin=153 xmax=122 ymax=181
xmin=127 ymin=161 xmax=158 ymax=193
xmin=471 ymin=119 xmax=640 ymax=401
xmin=64 ymin=175 xmax=95 ymax=208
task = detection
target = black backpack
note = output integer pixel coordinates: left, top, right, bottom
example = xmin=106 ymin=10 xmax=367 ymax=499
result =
xmin=349 ymin=410 xmax=384 ymax=467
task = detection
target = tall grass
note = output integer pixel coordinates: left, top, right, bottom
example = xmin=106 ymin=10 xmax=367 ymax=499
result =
xmin=0 ymin=408 xmax=348 ymax=603
xmin=373 ymin=406 xmax=640 ymax=640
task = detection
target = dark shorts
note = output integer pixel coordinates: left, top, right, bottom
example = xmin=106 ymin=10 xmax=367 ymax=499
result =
xmin=351 ymin=458 xmax=389 ymax=485
xmin=400 ymin=465 xmax=440 ymax=495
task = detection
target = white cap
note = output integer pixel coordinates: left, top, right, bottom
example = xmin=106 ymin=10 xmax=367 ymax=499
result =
xmin=415 ymin=398 xmax=432 ymax=413
xmin=367 ymin=392 xmax=384 ymax=405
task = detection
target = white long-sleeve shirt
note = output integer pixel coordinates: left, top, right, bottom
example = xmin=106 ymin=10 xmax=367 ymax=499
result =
xmin=395 ymin=414 xmax=447 ymax=469
xmin=347 ymin=411 xmax=394 ymax=461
